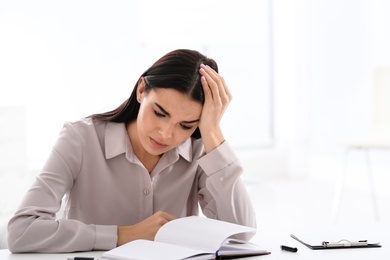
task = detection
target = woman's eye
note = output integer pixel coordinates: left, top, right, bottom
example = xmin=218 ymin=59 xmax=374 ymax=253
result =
xmin=154 ymin=110 xmax=165 ymax=118
xmin=181 ymin=124 xmax=193 ymax=130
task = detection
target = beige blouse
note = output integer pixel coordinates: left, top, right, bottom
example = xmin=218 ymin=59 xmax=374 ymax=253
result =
xmin=7 ymin=117 xmax=256 ymax=253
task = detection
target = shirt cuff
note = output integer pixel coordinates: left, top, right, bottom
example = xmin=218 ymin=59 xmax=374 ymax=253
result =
xmin=94 ymin=225 xmax=118 ymax=250
xmin=198 ymin=141 xmax=238 ymax=176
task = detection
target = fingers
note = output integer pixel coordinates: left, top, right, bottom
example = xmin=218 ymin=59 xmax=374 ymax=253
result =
xmin=144 ymin=211 xmax=176 ymax=229
xmin=199 ymin=64 xmax=232 ymax=104
xmin=199 ymin=65 xmax=219 ymax=100
xmin=117 ymin=211 xmax=177 ymax=246
xmin=153 ymin=211 xmax=176 ymax=225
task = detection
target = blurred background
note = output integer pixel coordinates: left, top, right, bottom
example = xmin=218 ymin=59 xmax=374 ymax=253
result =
xmin=1 ymin=0 xmax=390 ymax=249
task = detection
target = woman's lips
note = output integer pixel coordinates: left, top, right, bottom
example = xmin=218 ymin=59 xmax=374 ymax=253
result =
xmin=150 ymin=137 xmax=168 ymax=149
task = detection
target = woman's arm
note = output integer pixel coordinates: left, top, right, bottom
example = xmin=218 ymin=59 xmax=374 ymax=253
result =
xmin=198 ymin=63 xmax=232 ymax=153
xmin=197 ymin=64 xmax=256 ymax=239
xmin=7 ymin=122 xmax=117 ymax=253
xmin=197 ymin=141 xmax=257 ymax=240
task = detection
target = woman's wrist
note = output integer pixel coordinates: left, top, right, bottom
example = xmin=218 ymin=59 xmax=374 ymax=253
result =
xmin=117 ymin=226 xmax=130 ymax=246
xmin=201 ymin=128 xmax=225 ymax=153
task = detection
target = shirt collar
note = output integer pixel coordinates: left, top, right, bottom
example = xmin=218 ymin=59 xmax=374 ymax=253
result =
xmin=105 ymin=122 xmax=128 ymax=159
xmin=104 ymin=122 xmax=193 ymax=162
xmin=173 ymin=138 xmax=193 ymax=162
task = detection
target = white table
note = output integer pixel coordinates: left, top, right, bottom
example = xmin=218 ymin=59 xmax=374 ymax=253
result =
xmin=1 ymin=223 xmax=389 ymax=259
xmin=254 ymin=223 xmax=390 ymax=260
xmin=0 ymin=250 xmax=103 ymax=259
xmin=1 ymin=243 xmax=387 ymax=260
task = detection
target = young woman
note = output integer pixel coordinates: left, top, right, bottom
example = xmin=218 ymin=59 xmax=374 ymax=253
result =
xmin=7 ymin=49 xmax=256 ymax=253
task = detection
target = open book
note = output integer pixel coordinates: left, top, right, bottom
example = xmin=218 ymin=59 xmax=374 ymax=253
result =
xmin=101 ymin=216 xmax=270 ymax=260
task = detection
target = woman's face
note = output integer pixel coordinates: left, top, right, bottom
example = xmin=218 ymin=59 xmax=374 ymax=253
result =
xmin=136 ymin=80 xmax=202 ymax=156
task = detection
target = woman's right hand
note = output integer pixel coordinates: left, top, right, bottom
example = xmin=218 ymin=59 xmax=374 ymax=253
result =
xmin=117 ymin=211 xmax=176 ymax=246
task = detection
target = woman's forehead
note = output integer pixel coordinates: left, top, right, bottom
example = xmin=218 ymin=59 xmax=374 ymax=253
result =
xmin=148 ymin=88 xmax=202 ymax=119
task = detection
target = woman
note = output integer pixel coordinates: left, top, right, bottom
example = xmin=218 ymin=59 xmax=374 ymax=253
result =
xmin=7 ymin=49 xmax=256 ymax=253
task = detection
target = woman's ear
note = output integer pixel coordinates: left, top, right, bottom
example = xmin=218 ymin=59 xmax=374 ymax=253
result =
xmin=136 ymin=77 xmax=146 ymax=103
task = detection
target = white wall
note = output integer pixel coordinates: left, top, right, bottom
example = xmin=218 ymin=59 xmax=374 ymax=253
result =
xmin=267 ymin=0 xmax=390 ymax=198
xmin=0 ymin=106 xmax=27 ymax=176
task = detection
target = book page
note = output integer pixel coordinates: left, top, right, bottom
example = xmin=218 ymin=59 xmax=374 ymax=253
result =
xmin=155 ymin=216 xmax=256 ymax=253
xmin=218 ymin=240 xmax=269 ymax=256
xmin=101 ymin=239 xmax=213 ymax=260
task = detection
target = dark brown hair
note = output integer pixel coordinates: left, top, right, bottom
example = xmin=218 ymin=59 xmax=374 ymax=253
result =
xmin=89 ymin=49 xmax=218 ymax=138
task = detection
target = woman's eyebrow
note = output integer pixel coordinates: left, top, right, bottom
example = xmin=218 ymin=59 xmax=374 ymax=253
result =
xmin=155 ymin=103 xmax=171 ymax=117
xmin=155 ymin=103 xmax=200 ymax=124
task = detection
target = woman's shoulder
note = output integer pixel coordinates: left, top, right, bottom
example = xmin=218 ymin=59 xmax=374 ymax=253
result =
xmin=65 ymin=118 xmax=126 ymax=139
xmin=59 ymin=117 xmax=112 ymax=139
xmin=68 ymin=117 xmax=96 ymax=127
xmin=64 ymin=117 xmax=114 ymax=131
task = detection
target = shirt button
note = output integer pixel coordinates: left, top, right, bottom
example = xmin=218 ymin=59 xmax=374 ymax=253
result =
xmin=143 ymin=189 xmax=150 ymax=195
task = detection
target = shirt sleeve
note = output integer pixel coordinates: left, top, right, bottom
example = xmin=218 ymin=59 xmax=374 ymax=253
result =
xmin=197 ymin=141 xmax=257 ymax=240
xmin=7 ymin=122 xmax=118 ymax=253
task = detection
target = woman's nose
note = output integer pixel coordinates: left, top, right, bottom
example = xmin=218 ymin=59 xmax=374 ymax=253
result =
xmin=159 ymin=122 xmax=174 ymax=139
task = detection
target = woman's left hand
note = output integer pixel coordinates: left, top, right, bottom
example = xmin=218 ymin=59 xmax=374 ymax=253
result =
xmin=198 ymin=64 xmax=232 ymax=153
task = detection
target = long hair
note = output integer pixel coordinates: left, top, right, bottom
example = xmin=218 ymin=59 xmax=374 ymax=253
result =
xmin=89 ymin=49 xmax=218 ymax=139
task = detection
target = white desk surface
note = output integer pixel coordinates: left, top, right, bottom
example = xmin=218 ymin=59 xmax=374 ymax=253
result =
xmin=0 ymin=250 xmax=103 ymax=259
xmin=1 ymin=225 xmax=389 ymax=260
xmin=0 ymin=243 xmax=387 ymax=260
